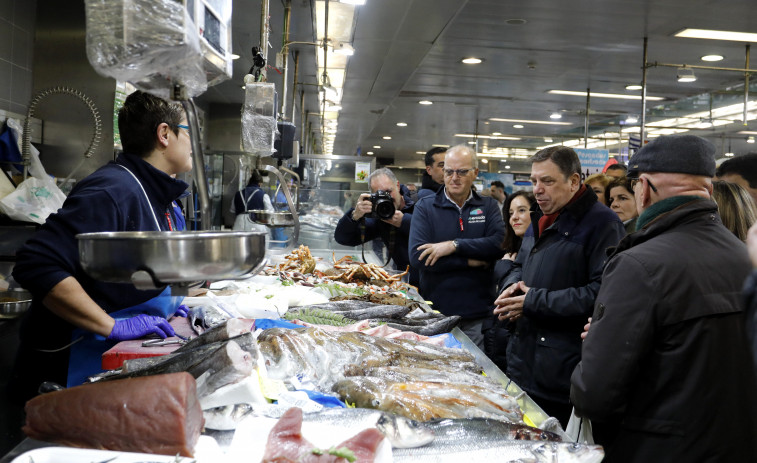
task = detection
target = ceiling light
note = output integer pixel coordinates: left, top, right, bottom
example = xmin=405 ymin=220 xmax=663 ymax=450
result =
xmin=505 ymin=165 xmax=511 ymax=169
xmin=548 ymin=90 xmax=666 ymax=101
xmin=677 ymin=67 xmax=697 ymax=83
xmin=419 ymin=100 xmax=433 ymax=105
xmin=416 ymin=151 xmax=425 ymax=154
xmin=626 ymin=115 xmax=639 ymax=124
xmin=549 ymin=112 xmax=562 ymax=119
xmin=492 ymin=132 xmax=502 ymax=136
xmin=461 ymin=57 xmax=483 ymax=64
xmin=625 ymin=84 xmax=643 ymax=90
xmin=513 ymin=124 xmax=524 ymax=128
xmin=481 ymin=158 xmax=488 ymax=164
xmin=373 ymin=145 xmax=381 ymax=149
xmin=339 ymin=0 xmax=366 ymax=5
xmin=675 ymin=28 xmax=757 ymax=43
xmin=432 ymin=144 xmax=450 ymax=148
xmin=489 ymin=117 xmax=571 ymax=126
xmin=468 ymin=141 xmax=477 ymax=144
xmin=544 ymin=138 xmax=553 ymax=143
xmin=396 ymin=122 xmax=407 ymax=127
xmin=724 ymin=152 xmax=735 ymax=157
xmin=701 ymin=54 xmax=724 ymax=62
xmin=455 ymin=133 xmax=521 ymax=140
xmin=748 ymin=137 xmax=756 ymax=144
xmin=230 ymin=53 xmax=240 ymax=60
xmin=366 ymin=151 xmax=374 ymax=155
xmin=382 ymin=136 xmax=392 ymax=140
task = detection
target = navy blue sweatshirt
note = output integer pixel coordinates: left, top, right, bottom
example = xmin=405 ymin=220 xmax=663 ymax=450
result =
xmin=10 ymin=153 xmax=188 ymax=400
xmin=408 ymin=188 xmax=505 ymax=318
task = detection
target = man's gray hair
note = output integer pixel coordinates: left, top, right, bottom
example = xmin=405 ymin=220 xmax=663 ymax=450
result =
xmin=446 ymin=144 xmax=478 ymax=168
xmin=368 ymin=167 xmax=398 ymax=188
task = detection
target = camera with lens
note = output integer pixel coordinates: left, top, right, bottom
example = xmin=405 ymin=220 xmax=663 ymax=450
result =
xmin=368 ymin=190 xmax=395 ymax=220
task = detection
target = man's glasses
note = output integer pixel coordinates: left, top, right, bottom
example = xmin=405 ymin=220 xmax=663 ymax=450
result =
xmin=177 ymin=124 xmax=190 ymax=134
xmin=629 ymin=176 xmax=658 ymax=193
xmin=443 ymin=168 xmax=472 ymax=177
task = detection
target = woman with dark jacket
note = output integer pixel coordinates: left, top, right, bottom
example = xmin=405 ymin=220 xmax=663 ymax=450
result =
xmin=484 ymin=191 xmax=536 ymax=371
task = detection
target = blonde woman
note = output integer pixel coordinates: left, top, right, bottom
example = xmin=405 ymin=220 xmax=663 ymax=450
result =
xmin=712 ymin=180 xmax=757 ymax=241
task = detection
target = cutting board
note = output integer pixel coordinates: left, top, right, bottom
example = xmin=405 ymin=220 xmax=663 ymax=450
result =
xmin=101 ymin=317 xmax=256 ymax=370
xmin=101 ymin=316 xmax=195 ymax=370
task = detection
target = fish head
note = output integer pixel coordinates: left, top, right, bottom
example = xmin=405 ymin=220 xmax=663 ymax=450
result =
xmin=530 ymin=442 xmax=605 ymax=463
xmin=376 ymin=413 xmax=435 ymax=449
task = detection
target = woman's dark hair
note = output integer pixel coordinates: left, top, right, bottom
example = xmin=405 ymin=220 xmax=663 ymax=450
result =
xmin=502 ymin=190 xmax=536 ymax=253
xmin=605 ymin=177 xmax=634 ymax=206
xmin=118 ymin=90 xmax=185 ymax=157
xmin=247 ymin=169 xmax=263 ymax=187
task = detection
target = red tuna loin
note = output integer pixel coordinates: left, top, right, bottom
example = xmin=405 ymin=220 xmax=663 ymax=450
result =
xmin=23 ymin=372 xmax=203 ymax=457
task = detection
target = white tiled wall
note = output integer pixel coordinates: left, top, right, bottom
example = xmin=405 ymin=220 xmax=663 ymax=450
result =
xmin=0 ymin=0 xmax=36 ymax=115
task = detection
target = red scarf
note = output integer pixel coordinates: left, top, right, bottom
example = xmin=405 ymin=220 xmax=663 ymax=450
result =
xmin=538 ymin=184 xmax=587 ymax=236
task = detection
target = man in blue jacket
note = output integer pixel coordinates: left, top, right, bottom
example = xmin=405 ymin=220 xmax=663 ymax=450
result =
xmin=334 ymin=167 xmax=416 ymax=285
xmin=494 ymin=145 xmax=625 ymax=427
xmin=409 ymin=145 xmax=505 ymax=349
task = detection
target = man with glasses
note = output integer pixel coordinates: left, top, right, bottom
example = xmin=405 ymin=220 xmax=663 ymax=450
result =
xmin=494 ymin=145 xmax=625 ymax=427
xmin=571 ymin=134 xmax=757 ymax=461
xmin=335 ymin=167 xmax=417 ymax=285
xmin=409 ymin=144 xmax=505 ymax=349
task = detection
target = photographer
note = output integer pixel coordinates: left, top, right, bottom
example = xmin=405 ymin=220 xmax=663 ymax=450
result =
xmin=334 ymin=168 xmax=417 ymax=285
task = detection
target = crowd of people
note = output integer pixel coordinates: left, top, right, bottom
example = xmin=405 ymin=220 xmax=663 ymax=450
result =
xmin=334 ymin=134 xmax=757 ymax=461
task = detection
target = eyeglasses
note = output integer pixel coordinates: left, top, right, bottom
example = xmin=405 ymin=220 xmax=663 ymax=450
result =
xmin=443 ymin=168 xmax=472 ymax=177
xmin=177 ymin=124 xmax=190 ymax=134
xmin=629 ymin=176 xmax=658 ymax=193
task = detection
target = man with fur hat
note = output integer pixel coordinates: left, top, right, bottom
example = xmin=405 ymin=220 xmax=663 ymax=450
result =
xmin=571 ymin=134 xmax=757 ymax=461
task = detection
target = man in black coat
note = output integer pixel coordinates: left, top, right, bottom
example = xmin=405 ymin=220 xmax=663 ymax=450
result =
xmin=571 ymin=135 xmax=757 ymax=462
xmin=494 ymin=146 xmax=625 ymax=427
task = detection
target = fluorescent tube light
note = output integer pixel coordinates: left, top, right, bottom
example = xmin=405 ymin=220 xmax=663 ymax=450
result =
xmin=488 ymin=117 xmax=571 ymax=126
xmin=548 ymin=90 xmax=665 ymax=101
xmin=675 ymin=28 xmax=757 ymax=43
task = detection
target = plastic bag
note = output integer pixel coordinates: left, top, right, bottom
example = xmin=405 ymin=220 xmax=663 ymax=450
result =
xmin=565 ymin=407 xmax=595 ymax=444
xmin=0 ymin=139 xmax=67 ymax=224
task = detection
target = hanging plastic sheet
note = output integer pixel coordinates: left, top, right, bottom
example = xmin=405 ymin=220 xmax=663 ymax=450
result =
xmin=241 ymin=81 xmax=278 ymax=156
xmin=84 ymin=0 xmax=208 ymax=99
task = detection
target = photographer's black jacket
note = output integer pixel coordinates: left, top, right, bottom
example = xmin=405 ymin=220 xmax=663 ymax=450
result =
xmin=334 ymin=184 xmax=417 ymax=285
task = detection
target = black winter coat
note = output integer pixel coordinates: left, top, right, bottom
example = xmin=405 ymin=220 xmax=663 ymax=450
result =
xmin=571 ymin=199 xmax=757 ymax=462
xmin=503 ymin=188 xmax=625 ymax=404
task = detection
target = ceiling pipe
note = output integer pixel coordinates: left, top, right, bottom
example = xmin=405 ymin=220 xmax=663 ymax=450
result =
xmin=259 ymin=0 xmax=270 ymax=81
xmin=280 ymin=0 xmax=292 ymax=119
xmin=584 ymin=88 xmax=590 ymax=148
xmin=640 ymin=37 xmax=648 ymax=147
xmin=744 ymin=44 xmax=750 ymax=126
xmin=291 ymin=50 xmax=300 ymax=123
xmin=321 ymin=0 xmax=330 ymax=140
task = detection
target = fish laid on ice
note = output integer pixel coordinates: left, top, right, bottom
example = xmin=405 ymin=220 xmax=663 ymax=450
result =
xmin=188 ymin=305 xmax=230 ymax=335
xmin=203 ymin=403 xmax=255 ymax=431
xmin=332 ymin=376 xmax=522 ymax=423
xmin=175 ymin=318 xmax=253 ymax=353
xmin=394 ymin=440 xmax=604 ymax=463
xmin=375 ymin=413 xmax=435 ymax=449
xmin=422 ymin=417 xmax=562 ymax=442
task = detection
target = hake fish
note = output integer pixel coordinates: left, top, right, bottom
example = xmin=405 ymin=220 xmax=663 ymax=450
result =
xmin=393 ymin=440 xmax=605 ymax=463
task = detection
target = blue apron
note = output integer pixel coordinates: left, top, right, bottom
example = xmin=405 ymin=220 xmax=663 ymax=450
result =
xmin=66 ymin=164 xmax=186 ymax=387
xmin=66 ymin=286 xmax=184 ymax=387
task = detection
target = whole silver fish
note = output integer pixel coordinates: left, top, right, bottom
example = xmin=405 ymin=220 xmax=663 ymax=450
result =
xmin=393 ymin=440 xmax=604 ymax=463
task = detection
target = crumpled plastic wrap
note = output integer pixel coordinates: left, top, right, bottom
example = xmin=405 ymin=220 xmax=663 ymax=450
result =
xmin=242 ymin=81 xmax=278 ymax=156
xmin=84 ymin=0 xmax=208 ymax=99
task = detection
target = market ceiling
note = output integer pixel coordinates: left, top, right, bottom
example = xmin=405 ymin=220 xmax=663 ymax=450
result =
xmin=200 ymin=0 xmax=757 ymax=172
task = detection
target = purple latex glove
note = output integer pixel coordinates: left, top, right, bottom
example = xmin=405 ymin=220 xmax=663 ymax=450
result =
xmin=107 ymin=314 xmax=175 ymax=342
xmin=174 ymin=305 xmax=189 ymax=317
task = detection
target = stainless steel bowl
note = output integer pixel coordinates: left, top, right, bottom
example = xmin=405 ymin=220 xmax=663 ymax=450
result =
xmin=249 ymin=210 xmax=295 ymax=227
xmin=77 ymin=231 xmax=267 ymax=285
xmin=0 ymin=288 xmax=32 ymax=319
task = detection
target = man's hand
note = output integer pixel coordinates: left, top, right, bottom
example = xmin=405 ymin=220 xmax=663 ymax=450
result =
xmin=417 ymin=241 xmax=456 ymax=266
xmin=580 ymin=317 xmax=592 ymax=340
xmin=381 ymin=210 xmax=404 ymax=228
xmin=351 ymin=193 xmax=372 ymax=221
xmin=748 ymin=222 xmax=757 ymax=268
xmin=493 ymin=281 xmax=530 ymax=322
